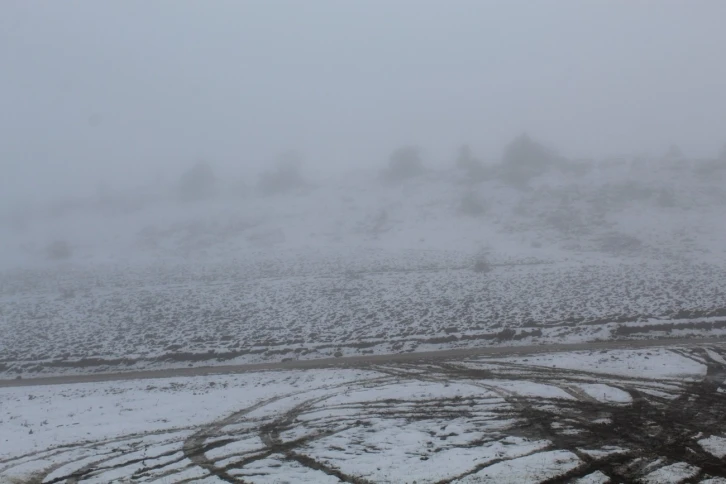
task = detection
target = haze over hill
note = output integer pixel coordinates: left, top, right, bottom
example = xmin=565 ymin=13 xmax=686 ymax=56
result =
xmin=2 ymin=145 xmax=726 ymax=378
xmin=2 ymin=141 xmax=726 ymax=270
xmin=5 ymin=5 xmax=726 ymax=482
xmin=2 ymin=0 xmax=726 ymax=376
xmin=2 ymin=1 xmax=726 ymax=206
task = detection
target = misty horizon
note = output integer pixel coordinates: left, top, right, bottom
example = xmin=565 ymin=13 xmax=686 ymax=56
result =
xmin=2 ymin=1 xmax=726 ymax=204
xmin=4 ymin=4 xmax=726 ymax=481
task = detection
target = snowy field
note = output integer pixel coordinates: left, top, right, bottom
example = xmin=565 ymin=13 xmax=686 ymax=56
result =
xmin=1 ymin=253 xmax=725 ymax=378
xmin=2 ymin=344 xmax=726 ymax=483
xmin=0 ymin=254 xmax=726 ymax=378
xmin=1 ymin=160 xmax=726 ymax=377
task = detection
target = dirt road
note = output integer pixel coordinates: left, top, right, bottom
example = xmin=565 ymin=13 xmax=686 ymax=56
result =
xmin=1 ymin=336 xmax=723 ymax=388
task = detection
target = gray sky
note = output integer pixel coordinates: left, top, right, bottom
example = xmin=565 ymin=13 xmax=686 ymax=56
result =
xmin=2 ymin=0 xmax=725 ymax=201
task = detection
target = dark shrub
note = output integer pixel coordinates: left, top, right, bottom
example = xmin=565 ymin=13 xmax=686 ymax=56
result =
xmin=456 ymin=144 xmax=489 ymax=181
xmin=495 ymin=328 xmax=516 ymax=340
xmin=500 ymin=133 xmax=558 ymax=186
xmin=473 ymin=256 xmax=492 ymax=273
xmin=46 ymin=240 xmax=72 ymax=260
xmin=177 ymin=161 xmax=216 ymax=202
xmin=257 ymin=152 xmax=306 ymax=195
xmin=381 ymin=146 xmax=424 ymax=183
xmin=459 ymin=191 xmax=487 ymax=216
xmin=597 ymin=232 xmax=643 ymax=254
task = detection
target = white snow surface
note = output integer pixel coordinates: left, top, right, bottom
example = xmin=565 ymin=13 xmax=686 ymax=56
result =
xmin=2 ymin=342 xmax=725 ymax=483
xmin=2 ymin=162 xmax=726 ymax=482
xmin=639 ymin=462 xmax=700 ymax=483
xmin=2 ymin=163 xmax=726 ymax=377
xmin=573 ymin=383 xmax=632 ymax=403
xmin=480 ymin=347 xmax=708 ymax=379
xmin=454 ymin=450 xmax=581 ymax=483
xmin=699 ymin=435 xmax=726 ymax=459
xmin=0 ymin=369 xmax=375 ymax=458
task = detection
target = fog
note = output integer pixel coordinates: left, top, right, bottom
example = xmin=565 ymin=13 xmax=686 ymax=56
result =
xmin=2 ymin=0 xmax=726 ymax=204
xmin=6 ymin=7 xmax=726 ymax=469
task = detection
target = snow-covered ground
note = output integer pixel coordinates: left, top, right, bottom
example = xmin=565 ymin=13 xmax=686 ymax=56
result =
xmin=1 ymin=254 xmax=725 ymax=378
xmin=1 ymin=160 xmax=726 ymax=377
xmin=2 ymin=344 xmax=726 ymax=483
xmin=4 ymin=158 xmax=726 ymax=267
xmin=472 ymin=346 xmax=709 ymax=380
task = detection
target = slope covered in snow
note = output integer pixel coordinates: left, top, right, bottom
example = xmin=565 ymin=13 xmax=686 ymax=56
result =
xmin=2 ymin=158 xmax=725 ymax=267
xmin=1 ymin=158 xmax=726 ymax=376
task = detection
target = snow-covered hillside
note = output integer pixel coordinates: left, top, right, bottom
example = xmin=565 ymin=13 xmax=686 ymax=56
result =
xmin=2 ymin=158 xmax=725 ymax=267
xmin=1 ymin=158 xmax=726 ymax=376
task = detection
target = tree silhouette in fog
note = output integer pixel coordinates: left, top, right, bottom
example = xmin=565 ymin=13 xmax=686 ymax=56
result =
xmin=382 ymin=146 xmax=425 ymax=183
xmin=500 ymin=133 xmax=558 ymax=186
xmin=177 ymin=160 xmax=217 ymax=202
xmin=257 ymin=151 xmax=306 ymax=195
xmin=456 ymin=144 xmax=488 ymax=181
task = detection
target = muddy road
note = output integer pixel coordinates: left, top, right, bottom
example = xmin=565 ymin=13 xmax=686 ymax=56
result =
xmin=1 ymin=336 xmax=722 ymax=388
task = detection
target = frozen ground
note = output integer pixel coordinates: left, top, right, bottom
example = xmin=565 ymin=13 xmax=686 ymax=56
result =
xmin=1 ymin=161 xmax=726 ymax=377
xmin=3 ymin=344 xmax=726 ymax=483
xmin=1 ymin=254 xmax=725 ymax=379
